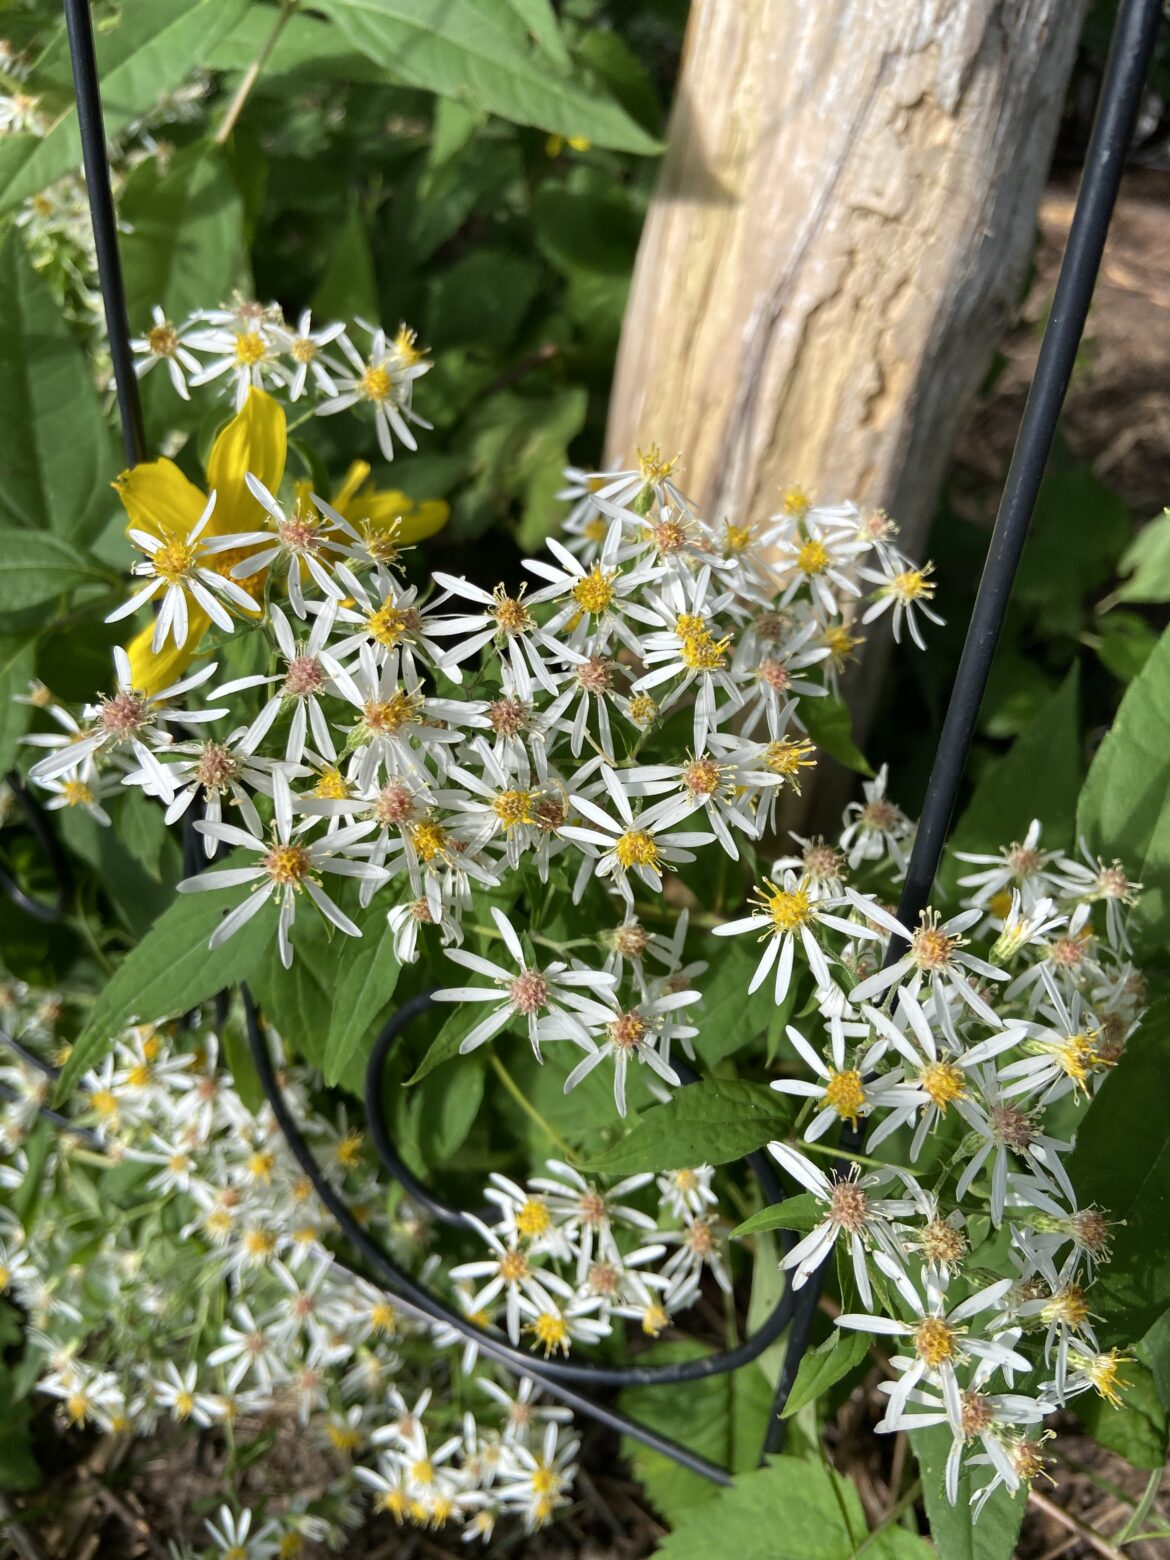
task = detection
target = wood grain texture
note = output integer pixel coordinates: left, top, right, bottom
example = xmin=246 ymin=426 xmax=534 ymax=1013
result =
xmin=606 ymin=0 xmax=1087 ymax=552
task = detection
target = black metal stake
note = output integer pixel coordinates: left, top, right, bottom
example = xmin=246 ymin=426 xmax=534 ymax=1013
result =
xmin=62 ymin=0 xmax=147 ymax=467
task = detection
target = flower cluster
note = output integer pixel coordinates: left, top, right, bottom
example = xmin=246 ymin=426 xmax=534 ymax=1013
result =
xmin=729 ymin=811 xmax=1145 ymax=1513
xmin=132 ymin=298 xmax=430 ymax=459
xmin=0 ymin=987 xmax=608 ymax=1549
xmin=14 ymin=296 xmax=1149 ymax=1527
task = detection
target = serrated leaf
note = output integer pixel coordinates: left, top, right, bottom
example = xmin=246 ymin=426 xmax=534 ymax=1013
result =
xmin=656 ymin=1455 xmax=934 ymax=1560
xmin=55 ymin=871 xmax=276 ymax=1103
xmin=1077 ymin=625 xmax=1170 ymax=948
xmin=0 ymin=234 xmax=117 ymax=545
xmin=619 ymin=1341 xmax=775 ymax=1523
xmin=587 ymin=1080 xmax=793 ymax=1175
xmin=0 ymin=0 xmax=251 ymax=214
xmin=1066 ymin=996 xmax=1170 ymax=1342
xmin=316 ymin=0 xmax=662 ymax=153
xmin=800 ymin=694 xmax=873 ymax=777
xmin=780 ymin=1328 xmax=869 ymax=1418
xmin=323 ymin=917 xmax=401 ymax=1087
xmin=731 ymin=1193 xmax=821 ymax=1240
xmin=911 ymin=1423 xmax=1026 ymax=1560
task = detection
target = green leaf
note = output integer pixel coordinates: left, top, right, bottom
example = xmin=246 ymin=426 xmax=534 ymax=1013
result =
xmin=0 ymin=0 xmax=251 ymax=214
xmin=656 ymin=1455 xmax=934 ymax=1560
xmin=1078 ymin=1356 xmax=1169 ymax=1470
xmin=55 ymin=875 xmax=276 ymax=1104
xmin=316 ymin=0 xmax=662 ymax=153
xmin=799 ymin=694 xmax=873 ymax=777
xmin=408 ymin=999 xmax=501 ymax=1084
xmin=576 ymin=28 xmax=664 ymax=138
xmin=413 ymin=1058 xmax=486 ymax=1167
xmin=0 ymin=530 xmax=110 ymax=611
xmin=0 ymin=1367 xmax=39 ymax=1492
xmin=780 ymin=1328 xmax=870 ymax=1418
xmin=0 ymin=637 xmax=36 ymax=772
xmin=121 ymin=142 xmax=248 ymax=341
xmin=950 ymin=664 xmax=1081 ymax=857
xmin=115 ymin=791 xmax=168 ymax=882
xmin=911 ymin=1422 xmax=1027 ymax=1560
xmin=1096 ymin=609 xmax=1159 ymax=682
xmin=427 ymin=249 xmax=542 ymax=352
xmin=1014 ymin=465 xmax=1130 ymax=636
xmin=1077 ymin=625 xmax=1170 ymax=948
xmin=619 ymin=1342 xmax=775 ymax=1523
xmin=312 ymin=204 xmax=379 ymax=324
xmin=1066 ymin=996 xmax=1170 ymax=1342
xmin=1114 ymin=508 xmax=1170 ymax=605
xmin=249 ymin=917 xmax=342 ymax=1078
xmin=587 ymin=1080 xmax=793 ymax=1175
xmin=731 ymin=1193 xmax=822 ymax=1240
xmin=323 ymin=917 xmax=401 ymax=1087
xmin=530 ymin=183 xmax=642 ymax=276
xmin=0 ymin=233 xmax=117 ymax=545
xmin=689 ymin=938 xmax=781 ymax=1068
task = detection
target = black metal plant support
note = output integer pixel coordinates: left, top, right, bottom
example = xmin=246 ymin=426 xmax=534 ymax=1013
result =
xmin=0 ymin=0 xmax=1157 ymax=1491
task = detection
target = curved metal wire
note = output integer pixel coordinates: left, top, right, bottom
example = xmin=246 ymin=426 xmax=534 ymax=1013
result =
xmin=28 ymin=0 xmax=1161 ymax=1494
xmin=0 ymin=771 xmax=72 ymax=924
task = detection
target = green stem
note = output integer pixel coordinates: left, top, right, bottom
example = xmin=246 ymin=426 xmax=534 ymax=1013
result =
xmin=214 ymin=0 xmax=299 ymax=145
xmin=1117 ymin=1466 xmax=1164 ymax=1545
xmin=489 ymin=1055 xmax=576 ymax=1161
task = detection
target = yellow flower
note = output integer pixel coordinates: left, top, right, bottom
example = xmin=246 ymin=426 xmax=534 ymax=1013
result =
xmin=117 ymin=389 xmax=287 ymax=694
xmin=544 ymin=134 xmax=591 ymax=157
xmin=326 ymin=460 xmax=448 ymax=543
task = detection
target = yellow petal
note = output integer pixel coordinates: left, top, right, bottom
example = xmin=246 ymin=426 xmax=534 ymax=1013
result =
xmin=396 ymin=498 xmax=449 ymax=543
xmin=205 ymin=387 xmax=287 ymax=535
xmin=331 ymin=460 xmax=372 ymax=513
xmin=115 ymin=458 xmax=207 ymax=541
xmin=125 ymin=611 xmax=209 ymax=696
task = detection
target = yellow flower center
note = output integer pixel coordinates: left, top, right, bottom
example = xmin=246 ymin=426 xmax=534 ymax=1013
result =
xmin=264 ymin=843 xmax=311 ymax=885
xmin=571 ymin=565 xmax=617 ymax=616
xmin=920 ymin=1061 xmax=965 ymax=1112
xmin=1074 ymin=1348 xmax=1131 ymax=1408
xmin=146 ymin=322 xmax=179 ymax=357
xmin=367 ymin=602 xmax=413 ymax=647
xmin=823 ymin=1068 xmax=866 ymax=1127
xmin=891 ymin=567 xmax=933 ymax=601
xmin=637 ymin=444 xmax=677 ymax=483
xmin=91 ymin=1088 xmax=118 ymax=1118
xmin=153 ymin=539 xmax=197 ymax=583
xmin=615 ymin=829 xmax=660 ymax=871
xmin=781 ymin=484 xmax=811 ymax=518
xmin=530 ymin=1311 xmax=570 ymax=1356
xmin=394 ymin=324 xmax=423 ymax=365
xmin=914 ymin=1316 xmax=958 ymax=1368
xmin=583 ymin=517 xmax=608 ymax=543
xmin=410 ymin=1459 xmax=434 ymax=1486
xmin=823 ymin=624 xmax=861 ymax=664
xmin=362 ymin=691 xmax=420 ymax=734
xmin=336 ymin=1130 xmax=363 ymax=1169
xmin=174 ymin=1389 xmax=194 ymax=1419
xmin=724 ymin=522 xmax=753 ymax=553
xmin=290 ymin=336 xmax=317 ymax=363
xmin=234 ymin=331 xmax=267 ymax=366
xmin=492 ymin=789 xmax=535 ymax=829
xmin=764 ymin=737 xmax=817 ymax=781
xmin=360 ymin=363 xmax=393 ymax=402
xmin=755 ymin=877 xmax=814 ymax=934
xmin=499 ymin=1249 xmax=529 ymax=1283
xmin=643 ymin=1303 xmax=669 ymax=1336
xmin=409 ymin=820 xmax=449 ymax=862
xmin=515 ymin=1198 xmax=552 ymax=1239
xmin=370 ymin=1301 xmax=397 ymax=1335
xmin=61 ymin=779 xmax=93 ymax=808
xmin=680 ymin=630 xmax=730 ymax=671
xmin=312 ymin=767 xmax=349 ymax=800
xmin=796 ymin=538 xmax=830 ymax=575
xmin=531 ymin=1465 xmax=558 ymax=1496
xmin=628 ymin=693 xmax=658 ymax=726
